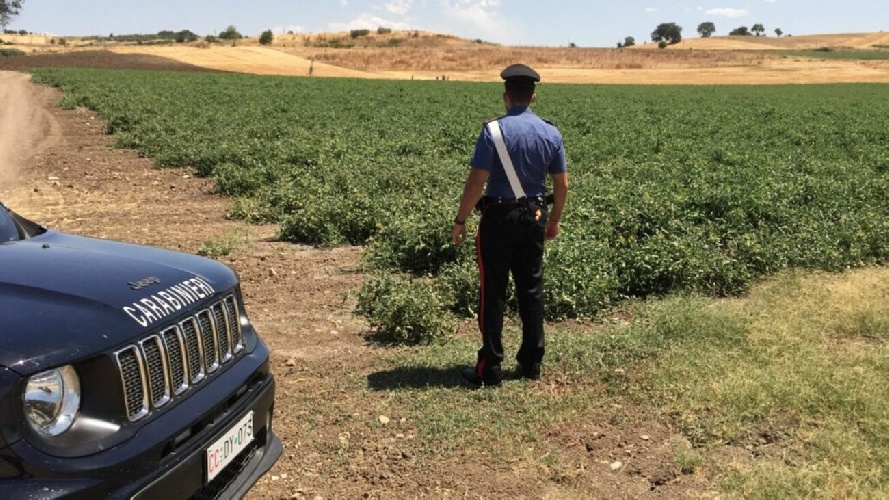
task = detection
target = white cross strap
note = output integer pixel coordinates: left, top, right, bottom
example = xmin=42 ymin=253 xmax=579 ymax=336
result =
xmin=486 ymin=120 xmax=527 ymax=199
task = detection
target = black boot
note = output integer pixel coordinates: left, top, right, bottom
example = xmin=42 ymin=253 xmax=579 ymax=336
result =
xmin=461 ymin=362 xmax=502 ymax=386
xmin=516 ymin=360 xmax=541 ymax=380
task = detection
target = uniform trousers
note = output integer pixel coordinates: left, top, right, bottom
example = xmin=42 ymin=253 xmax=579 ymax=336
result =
xmin=475 ymin=202 xmax=547 ymax=373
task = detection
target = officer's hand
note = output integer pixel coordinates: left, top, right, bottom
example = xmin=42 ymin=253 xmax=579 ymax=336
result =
xmin=545 ymin=219 xmax=560 ymax=240
xmin=451 ymin=223 xmax=468 ymax=245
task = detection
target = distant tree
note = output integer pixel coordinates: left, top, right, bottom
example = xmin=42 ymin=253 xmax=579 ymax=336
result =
xmin=751 ymin=23 xmax=766 ymax=36
xmin=568 ymin=41 xmax=576 ymax=48
xmin=218 ymin=25 xmax=242 ymax=40
xmin=624 ymin=36 xmax=636 ymax=47
xmin=259 ymin=29 xmax=273 ymax=45
xmin=729 ymin=26 xmax=751 ymax=36
xmin=175 ymin=30 xmax=198 ymax=43
xmin=0 ymin=0 xmax=23 ymax=30
xmin=658 ymin=40 xmax=668 ymax=49
xmin=350 ymin=29 xmax=370 ymax=38
xmin=57 ymin=37 xmax=66 ymax=46
xmin=775 ymin=28 xmax=784 ymax=37
xmin=377 ymin=27 xmax=392 ymax=35
xmin=204 ymin=35 xmax=217 ymax=44
xmin=651 ymin=22 xmax=683 ymax=45
xmin=697 ymin=22 xmax=716 ymax=38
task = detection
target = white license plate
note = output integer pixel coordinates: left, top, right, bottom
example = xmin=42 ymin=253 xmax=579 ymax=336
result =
xmin=206 ymin=410 xmax=254 ymax=483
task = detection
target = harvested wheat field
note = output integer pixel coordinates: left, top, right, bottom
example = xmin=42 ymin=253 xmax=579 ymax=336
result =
xmin=5 ymin=30 xmax=889 ymax=84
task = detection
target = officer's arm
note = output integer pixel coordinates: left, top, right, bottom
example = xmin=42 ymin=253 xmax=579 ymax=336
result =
xmin=545 ymin=172 xmax=568 ymax=240
xmin=451 ymin=168 xmax=488 ymax=245
xmin=549 ymin=172 xmax=568 ymax=223
xmin=455 ymin=167 xmax=489 ymax=224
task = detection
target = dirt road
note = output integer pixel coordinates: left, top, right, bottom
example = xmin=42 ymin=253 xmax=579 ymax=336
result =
xmin=0 ymin=72 xmax=60 ymax=191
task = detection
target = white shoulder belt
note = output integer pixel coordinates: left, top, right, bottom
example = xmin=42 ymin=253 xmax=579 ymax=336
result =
xmin=486 ymin=120 xmax=527 ymax=199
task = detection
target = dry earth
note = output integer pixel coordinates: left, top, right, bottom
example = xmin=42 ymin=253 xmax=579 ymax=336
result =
xmin=0 ymin=35 xmax=886 ymax=497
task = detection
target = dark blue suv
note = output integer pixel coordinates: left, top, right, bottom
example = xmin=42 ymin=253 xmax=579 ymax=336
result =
xmin=0 ymin=202 xmax=281 ymax=498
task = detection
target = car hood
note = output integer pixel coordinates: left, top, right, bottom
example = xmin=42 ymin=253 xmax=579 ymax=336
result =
xmin=0 ymin=231 xmax=239 ymax=375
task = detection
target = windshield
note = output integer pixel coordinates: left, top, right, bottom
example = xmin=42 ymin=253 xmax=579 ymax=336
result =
xmin=0 ymin=203 xmax=22 ymax=242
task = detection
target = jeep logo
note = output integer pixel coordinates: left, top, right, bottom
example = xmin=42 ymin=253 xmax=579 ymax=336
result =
xmin=128 ymin=276 xmax=162 ymax=291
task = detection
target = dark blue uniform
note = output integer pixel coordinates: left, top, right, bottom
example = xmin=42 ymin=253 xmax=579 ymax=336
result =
xmin=469 ymin=105 xmax=567 ymax=383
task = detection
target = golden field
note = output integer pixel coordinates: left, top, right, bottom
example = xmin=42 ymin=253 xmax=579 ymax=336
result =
xmin=3 ymin=30 xmax=889 ymax=84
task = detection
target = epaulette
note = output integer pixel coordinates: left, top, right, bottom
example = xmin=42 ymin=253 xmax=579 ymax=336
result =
xmin=483 ymin=115 xmax=503 ymax=125
xmin=542 ymin=118 xmax=556 ymax=126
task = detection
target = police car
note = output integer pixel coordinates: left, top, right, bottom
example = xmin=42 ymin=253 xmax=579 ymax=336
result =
xmin=0 ymin=201 xmax=281 ymax=498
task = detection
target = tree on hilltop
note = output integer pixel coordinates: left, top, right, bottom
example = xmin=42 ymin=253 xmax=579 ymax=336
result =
xmin=697 ymin=22 xmax=716 ymax=38
xmin=775 ymin=28 xmax=784 ymax=37
xmin=624 ymin=36 xmax=636 ymax=47
xmin=729 ymin=26 xmax=751 ymax=36
xmin=751 ymin=23 xmax=766 ymax=36
xmin=218 ymin=25 xmax=242 ymax=40
xmin=651 ymin=22 xmax=683 ymax=45
xmin=259 ymin=29 xmax=273 ymax=45
xmin=175 ymin=30 xmax=198 ymax=43
xmin=0 ymin=0 xmax=24 ymax=29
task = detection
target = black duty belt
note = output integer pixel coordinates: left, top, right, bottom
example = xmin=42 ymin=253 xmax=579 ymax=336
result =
xmin=482 ymin=195 xmax=552 ymax=205
xmin=476 ymin=194 xmax=553 ymax=213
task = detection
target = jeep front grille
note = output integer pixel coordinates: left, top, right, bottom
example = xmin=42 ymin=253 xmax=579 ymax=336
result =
xmin=114 ymin=294 xmax=246 ymax=422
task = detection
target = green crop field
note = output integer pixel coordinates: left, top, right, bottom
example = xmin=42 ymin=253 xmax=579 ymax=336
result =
xmin=31 ymin=69 xmax=889 ymax=339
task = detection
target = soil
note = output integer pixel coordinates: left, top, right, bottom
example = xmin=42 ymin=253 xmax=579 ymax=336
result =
xmin=0 ymin=45 xmax=864 ymax=497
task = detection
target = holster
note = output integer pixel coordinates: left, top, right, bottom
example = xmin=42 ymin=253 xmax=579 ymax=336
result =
xmin=518 ymin=198 xmax=548 ymax=228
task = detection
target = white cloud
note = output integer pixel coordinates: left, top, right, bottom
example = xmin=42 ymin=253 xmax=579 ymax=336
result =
xmin=439 ymin=0 xmax=516 ymax=43
xmin=384 ymin=0 xmax=414 ymax=16
xmin=329 ymin=12 xmax=412 ymax=32
xmin=645 ymin=7 xmax=658 ymax=13
xmin=706 ymin=8 xmax=749 ymax=18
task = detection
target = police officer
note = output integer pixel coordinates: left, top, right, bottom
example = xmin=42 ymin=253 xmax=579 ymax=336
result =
xmin=451 ymin=63 xmax=569 ymax=386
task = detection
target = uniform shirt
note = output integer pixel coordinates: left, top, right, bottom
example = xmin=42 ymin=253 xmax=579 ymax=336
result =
xmin=470 ymin=106 xmax=567 ymax=199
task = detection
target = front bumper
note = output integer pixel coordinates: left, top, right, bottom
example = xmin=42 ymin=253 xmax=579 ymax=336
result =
xmin=0 ymin=342 xmax=282 ymax=499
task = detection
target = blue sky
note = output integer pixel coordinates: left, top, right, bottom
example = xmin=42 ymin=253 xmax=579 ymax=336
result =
xmin=7 ymin=0 xmax=888 ymax=48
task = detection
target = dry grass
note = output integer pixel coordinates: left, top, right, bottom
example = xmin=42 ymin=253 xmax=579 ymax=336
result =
xmin=6 ymin=30 xmax=889 ymax=84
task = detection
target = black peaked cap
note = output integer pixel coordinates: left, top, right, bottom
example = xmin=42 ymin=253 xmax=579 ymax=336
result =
xmin=500 ymin=63 xmax=541 ymax=83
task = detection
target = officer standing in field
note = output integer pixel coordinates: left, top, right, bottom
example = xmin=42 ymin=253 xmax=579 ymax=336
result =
xmin=451 ymin=63 xmax=569 ymax=386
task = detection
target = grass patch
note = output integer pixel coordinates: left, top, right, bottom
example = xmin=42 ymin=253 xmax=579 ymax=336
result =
xmin=287 ymin=268 xmax=889 ymax=496
xmin=196 ymin=230 xmax=249 ymax=258
xmin=0 ymin=48 xmax=26 ymax=57
xmin=630 ymin=269 xmax=889 ymax=496
xmin=779 ymin=48 xmax=889 ymax=60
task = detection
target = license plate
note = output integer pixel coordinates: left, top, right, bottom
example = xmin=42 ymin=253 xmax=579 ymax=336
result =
xmin=206 ymin=410 xmax=254 ymax=483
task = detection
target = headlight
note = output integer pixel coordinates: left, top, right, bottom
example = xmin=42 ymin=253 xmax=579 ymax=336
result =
xmin=23 ymin=365 xmax=81 ymax=437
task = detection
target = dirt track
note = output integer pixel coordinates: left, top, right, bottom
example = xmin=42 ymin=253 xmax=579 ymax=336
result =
xmin=0 ymin=72 xmax=60 ymax=189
